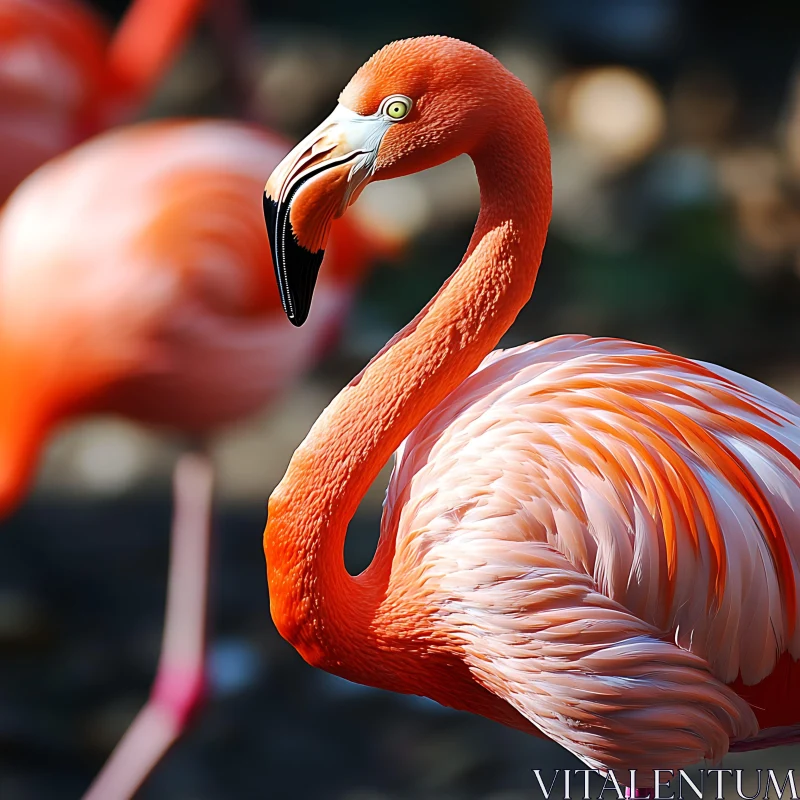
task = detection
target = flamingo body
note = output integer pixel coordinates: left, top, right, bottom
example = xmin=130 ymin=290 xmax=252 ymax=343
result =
xmin=0 ymin=115 xmax=388 ymax=798
xmin=383 ymin=334 xmax=800 ymax=769
xmin=0 ymin=119 xmax=376 ymax=511
xmin=0 ymin=0 xmax=212 ymax=203
xmin=261 ymin=36 xmax=800 ymax=779
xmin=0 ymin=0 xmax=110 ymax=200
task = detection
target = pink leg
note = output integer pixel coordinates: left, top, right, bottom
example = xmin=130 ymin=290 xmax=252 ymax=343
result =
xmin=83 ymin=451 xmax=214 ymax=800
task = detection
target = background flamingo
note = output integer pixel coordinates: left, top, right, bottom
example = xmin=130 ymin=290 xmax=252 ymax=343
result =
xmin=0 ymin=118 xmax=389 ymax=797
xmin=3 ymin=3 xmax=799 ymax=797
xmin=0 ymin=0 xmax=227 ymax=202
xmin=263 ymin=36 xmax=800 ymax=786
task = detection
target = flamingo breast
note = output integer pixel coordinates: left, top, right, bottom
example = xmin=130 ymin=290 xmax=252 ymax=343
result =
xmin=0 ymin=120 xmax=356 ymax=432
xmin=0 ymin=0 xmax=110 ymax=200
xmin=379 ymin=334 xmax=800 ymax=768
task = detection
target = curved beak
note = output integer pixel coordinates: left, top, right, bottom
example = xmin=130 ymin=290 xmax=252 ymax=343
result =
xmin=263 ymin=104 xmax=392 ymax=326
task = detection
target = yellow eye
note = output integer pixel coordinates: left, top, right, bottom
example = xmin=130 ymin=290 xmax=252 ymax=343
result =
xmin=383 ymin=95 xmax=412 ymax=120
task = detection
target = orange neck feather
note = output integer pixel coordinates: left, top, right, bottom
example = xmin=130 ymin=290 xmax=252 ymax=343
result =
xmin=105 ymin=0 xmax=206 ymax=112
xmin=264 ymin=75 xmax=552 ymax=693
xmin=0 ymin=348 xmax=59 ymax=516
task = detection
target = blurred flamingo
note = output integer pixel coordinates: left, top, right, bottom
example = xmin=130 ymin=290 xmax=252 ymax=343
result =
xmin=0 ymin=0 xmax=228 ymax=202
xmin=263 ymin=36 xmax=800 ymax=787
xmin=0 ymin=118 xmax=388 ymax=798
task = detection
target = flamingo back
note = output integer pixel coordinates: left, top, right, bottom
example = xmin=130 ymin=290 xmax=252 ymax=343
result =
xmin=381 ymin=334 xmax=800 ymax=771
xmin=0 ymin=120 xmax=360 ymax=472
xmin=0 ymin=0 xmax=111 ymax=201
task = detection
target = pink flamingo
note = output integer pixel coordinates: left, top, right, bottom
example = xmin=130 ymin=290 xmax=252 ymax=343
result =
xmin=0 ymin=118 xmax=385 ymax=798
xmin=0 ymin=0 xmax=223 ymax=202
xmin=262 ymin=36 xmax=800 ymax=789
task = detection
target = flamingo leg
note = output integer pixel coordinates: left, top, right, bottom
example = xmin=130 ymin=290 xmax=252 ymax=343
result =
xmin=83 ymin=450 xmax=214 ymax=800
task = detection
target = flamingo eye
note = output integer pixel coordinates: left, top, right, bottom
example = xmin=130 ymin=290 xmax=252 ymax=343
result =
xmin=381 ymin=95 xmax=412 ymax=120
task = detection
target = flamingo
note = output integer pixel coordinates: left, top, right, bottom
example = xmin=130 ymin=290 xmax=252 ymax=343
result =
xmin=0 ymin=0 xmax=218 ymax=202
xmin=262 ymin=36 xmax=800 ymax=788
xmin=0 ymin=118 xmax=386 ymax=798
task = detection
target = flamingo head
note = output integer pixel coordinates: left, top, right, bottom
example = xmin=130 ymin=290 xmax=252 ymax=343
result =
xmin=264 ymin=36 xmax=503 ymax=326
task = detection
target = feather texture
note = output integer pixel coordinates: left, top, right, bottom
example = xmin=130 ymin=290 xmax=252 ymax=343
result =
xmin=382 ymin=335 xmax=800 ymax=768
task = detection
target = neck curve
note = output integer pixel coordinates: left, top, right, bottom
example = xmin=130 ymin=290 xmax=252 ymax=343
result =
xmin=105 ymin=0 xmax=206 ymax=116
xmin=264 ymin=80 xmax=552 ymax=684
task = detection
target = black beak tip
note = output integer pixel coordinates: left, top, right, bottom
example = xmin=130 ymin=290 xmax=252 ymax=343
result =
xmin=263 ymin=191 xmax=324 ymax=329
xmin=263 ymin=192 xmax=278 ymax=256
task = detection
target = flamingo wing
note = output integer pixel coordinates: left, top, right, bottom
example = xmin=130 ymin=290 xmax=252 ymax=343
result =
xmin=382 ymin=335 xmax=800 ymax=771
xmin=0 ymin=0 xmax=110 ymax=200
xmin=0 ymin=120 xmax=356 ymax=430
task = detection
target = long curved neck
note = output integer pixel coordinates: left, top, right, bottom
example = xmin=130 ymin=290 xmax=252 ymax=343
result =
xmin=264 ymin=89 xmax=552 ymax=679
xmin=105 ymin=0 xmax=207 ymax=114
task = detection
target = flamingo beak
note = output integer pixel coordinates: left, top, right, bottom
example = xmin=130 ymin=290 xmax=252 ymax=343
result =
xmin=264 ymin=104 xmax=393 ymax=326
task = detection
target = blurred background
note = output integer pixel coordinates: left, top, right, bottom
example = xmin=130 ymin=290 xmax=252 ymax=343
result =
xmin=1 ymin=0 xmax=800 ymax=797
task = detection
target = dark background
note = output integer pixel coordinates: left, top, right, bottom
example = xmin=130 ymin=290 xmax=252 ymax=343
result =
xmin=1 ymin=0 xmax=799 ymax=797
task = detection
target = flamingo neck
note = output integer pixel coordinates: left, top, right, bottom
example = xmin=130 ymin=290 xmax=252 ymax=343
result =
xmin=105 ymin=0 xmax=206 ymax=116
xmin=0 ymin=347 xmax=60 ymax=517
xmin=264 ymin=87 xmax=552 ymax=686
